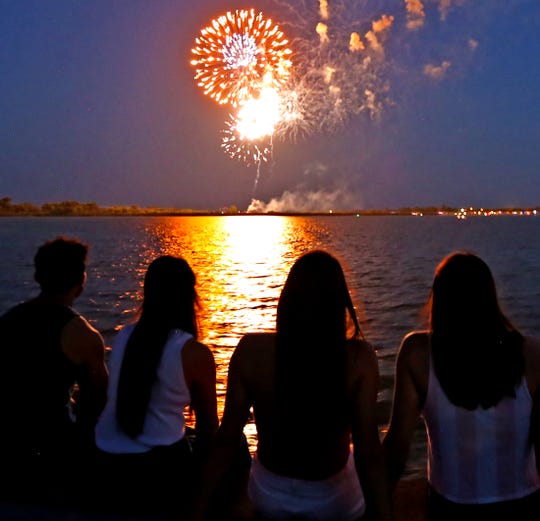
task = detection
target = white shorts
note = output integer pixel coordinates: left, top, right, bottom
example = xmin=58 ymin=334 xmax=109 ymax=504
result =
xmin=248 ymin=452 xmax=366 ymax=521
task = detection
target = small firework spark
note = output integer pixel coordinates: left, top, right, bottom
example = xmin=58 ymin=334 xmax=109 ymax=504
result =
xmin=191 ymin=9 xmax=293 ymax=107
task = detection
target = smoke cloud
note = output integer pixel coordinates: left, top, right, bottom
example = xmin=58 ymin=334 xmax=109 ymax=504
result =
xmin=247 ymin=188 xmax=361 ymax=213
xmin=405 ymin=0 xmax=426 ymax=30
xmin=319 ymin=0 xmax=329 ymax=21
xmin=423 ymin=60 xmax=452 ymax=79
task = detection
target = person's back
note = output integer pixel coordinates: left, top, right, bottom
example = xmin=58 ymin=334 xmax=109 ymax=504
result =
xmin=0 ymin=298 xmax=81 ymax=453
xmin=235 ymin=332 xmax=370 ymax=480
xmin=422 ymin=336 xmax=540 ymax=504
xmin=190 ymin=250 xmax=393 ymax=521
xmin=0 ymin=237 xmax=108 ymax=507
xmin=94 ymin=255 xmax=219 ymax=519
xmin=383 ymin=251 xmax=540 ymax=520
xmin=96 ymin=324 xmax=195 ymax=453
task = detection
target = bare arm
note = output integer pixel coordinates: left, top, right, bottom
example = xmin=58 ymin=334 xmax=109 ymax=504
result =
xmin=382 ymin=333 xmax=425 ymax=491
xmin=61 ymin=315 xmax=108 ymax=428
xmin=350 ymin=341 xmax=394 ymax=521
xmin=182 ymin=338 xmax=219 ymax=448
xmin=189 ymin=337 xmax=252 ymax=521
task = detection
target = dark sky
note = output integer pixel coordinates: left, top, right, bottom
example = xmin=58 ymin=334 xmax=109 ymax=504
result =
xmin=1 ymin=0 xmax=539 ymax=211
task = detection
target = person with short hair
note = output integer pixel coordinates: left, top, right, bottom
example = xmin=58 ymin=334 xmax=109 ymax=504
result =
xmin=0 ymin=236 xmax=108 ymax=507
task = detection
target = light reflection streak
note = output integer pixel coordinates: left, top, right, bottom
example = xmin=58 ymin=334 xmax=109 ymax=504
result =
xmin=134 ymin=216 xmax=316 ymax=443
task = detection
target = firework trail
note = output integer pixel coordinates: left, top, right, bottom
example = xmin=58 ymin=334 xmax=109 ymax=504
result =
xmin=222 ymin=117 xmax=273 ymax=195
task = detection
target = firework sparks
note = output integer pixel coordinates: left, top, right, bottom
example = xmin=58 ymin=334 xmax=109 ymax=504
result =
xmin=236 ymin=86 xmax=281 ymax=141
xmin=221 ymin=110 xmax=273 ymax=194
xmin=273 ymin=76 xmax=320 ymax=142
xmin=270 ymin=0 xmax=394 ymax=129
xmin=190 ymin=9 xmax=293 ymax=107
xmin=190 ymin=2 xmax=394 ymax=186
xmin=220 ymin=74 xmax=281 ymax=166
xmin=221 ymin=114 xmax=273 ymax=167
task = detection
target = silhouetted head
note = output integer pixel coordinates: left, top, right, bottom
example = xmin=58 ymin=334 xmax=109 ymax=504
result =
xmin=277 ymin=249 xmax=361 ymax=340
xmin=117 ymin=255 xmax=199 ymax=438
xmin=140 ymin=255 xmax=199 ymax=334
xmin=34 ymin=237 xmax=88 ymax=295
xmin=429 ymin=251 xmax=503 ymax=334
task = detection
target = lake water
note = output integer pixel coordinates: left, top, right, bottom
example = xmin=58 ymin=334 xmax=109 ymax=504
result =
xmin=1 ymin=215 xmax=539 ymax=478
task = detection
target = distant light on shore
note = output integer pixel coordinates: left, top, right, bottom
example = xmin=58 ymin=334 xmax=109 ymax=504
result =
xmin=451 ymin=207 xmax=538 ymax=220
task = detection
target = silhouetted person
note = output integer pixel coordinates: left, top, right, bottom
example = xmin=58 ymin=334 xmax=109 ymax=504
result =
xmin=95 ymin=255 xmax=219 ymax=519
xmin=383 ymin=251 xmax=540 ymax=520
xmin=0 ymin=236 xmax=108 ymax=507
xmin=190 ymin=250 xmax=394 ymax=521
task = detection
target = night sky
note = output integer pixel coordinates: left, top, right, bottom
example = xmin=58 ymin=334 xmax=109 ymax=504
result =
xmin=1 ymin=0 xmax=539 ymax=212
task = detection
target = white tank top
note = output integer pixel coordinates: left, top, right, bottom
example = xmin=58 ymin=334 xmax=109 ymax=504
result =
xmin=421 ymin=351 xmax=540 ymax=503
xmin=95 ymin=324 xmax=191 ymax=453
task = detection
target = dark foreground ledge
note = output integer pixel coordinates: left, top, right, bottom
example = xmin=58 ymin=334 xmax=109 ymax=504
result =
xmin=0 ymin=478 xmax=428 ymax=521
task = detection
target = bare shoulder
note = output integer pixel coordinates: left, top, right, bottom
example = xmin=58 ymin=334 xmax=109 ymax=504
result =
xmin=396 ymin=331 xmax=430 ymax=395
xmin=229 ymin=333 xmax=276 ymax=381
xmin=346 ymin=338 xmax=378 ymax=368
xmin=62 ymin=314 xmax=105 ymax=364
xmin=183 ymin=337 xmax=214 ymax=363
xmin=235 ymin=332 xmax=275 ymax=358
xmin=236 ymin=332 xmax=275 ymax=348
xmin=397 ymin=330 xmax=430 ymax=363
xmin=64 ymin=314 xmax=102 ymax=339
xmin=182 ymin=338 xmax=216 ymax=389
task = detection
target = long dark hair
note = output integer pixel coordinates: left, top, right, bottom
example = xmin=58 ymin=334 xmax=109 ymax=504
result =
xmin=429 ymin=251 xmax=523 ymax=410
xmin=275 ymin=250 xmax=362 ymax=427
xmin=116 ymin=255 xmax=199 ymax=438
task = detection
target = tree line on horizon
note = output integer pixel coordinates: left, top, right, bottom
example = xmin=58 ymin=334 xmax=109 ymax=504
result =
xmin=0 ymin=197 xmax=223 ymax=216
xmin=0 ymin=197 xmax=538 ymax=217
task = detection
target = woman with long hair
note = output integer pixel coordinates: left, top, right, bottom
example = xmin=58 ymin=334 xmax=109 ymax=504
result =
xmin=190 ymin=250 xmax=393 ymax=521
xmin=95 ymin=255 xmax=218 ymax=518
xmin=383 ymin=251 xmax=540 ymax=519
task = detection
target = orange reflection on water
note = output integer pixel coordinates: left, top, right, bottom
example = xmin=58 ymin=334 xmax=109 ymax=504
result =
xmin=145 ymin=216 xmax=308 ymax=426
xmin=100 ymin=215 xmax=328 ymax=450
xmin=147 ymin=216 xmax=294 ymax=343
xmin=205 ymin=215 xmax=293 ymax=342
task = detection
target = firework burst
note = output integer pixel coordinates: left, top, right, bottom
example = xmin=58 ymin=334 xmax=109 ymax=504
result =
xmin=221 ymin=112 xmax=274 ymax=167
xmin=191 ymin=9 xmax=293 ymax=107
xmin=273 ymin=75 xmax=324 ymax=142
xmin=190 ymin=1 xmax=394 ymax=192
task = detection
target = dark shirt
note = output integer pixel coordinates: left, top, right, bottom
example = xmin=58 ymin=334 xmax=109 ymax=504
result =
xmin=0 ymin=296 xmax=81 ymax=457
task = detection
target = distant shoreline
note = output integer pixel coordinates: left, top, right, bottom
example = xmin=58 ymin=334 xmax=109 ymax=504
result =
xmin=1 ymin=197 xmax=538 ymax=218
xmin=2 ymin=211 xmax=539 ymax=218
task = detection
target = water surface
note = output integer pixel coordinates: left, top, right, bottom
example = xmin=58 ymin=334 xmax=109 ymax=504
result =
xmin=2 ymin=215 xmax=539 ymax=477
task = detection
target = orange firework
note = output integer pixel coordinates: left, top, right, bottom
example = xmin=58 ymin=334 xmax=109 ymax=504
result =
xmin=190 ymin=9 xmax=292 ymax=106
